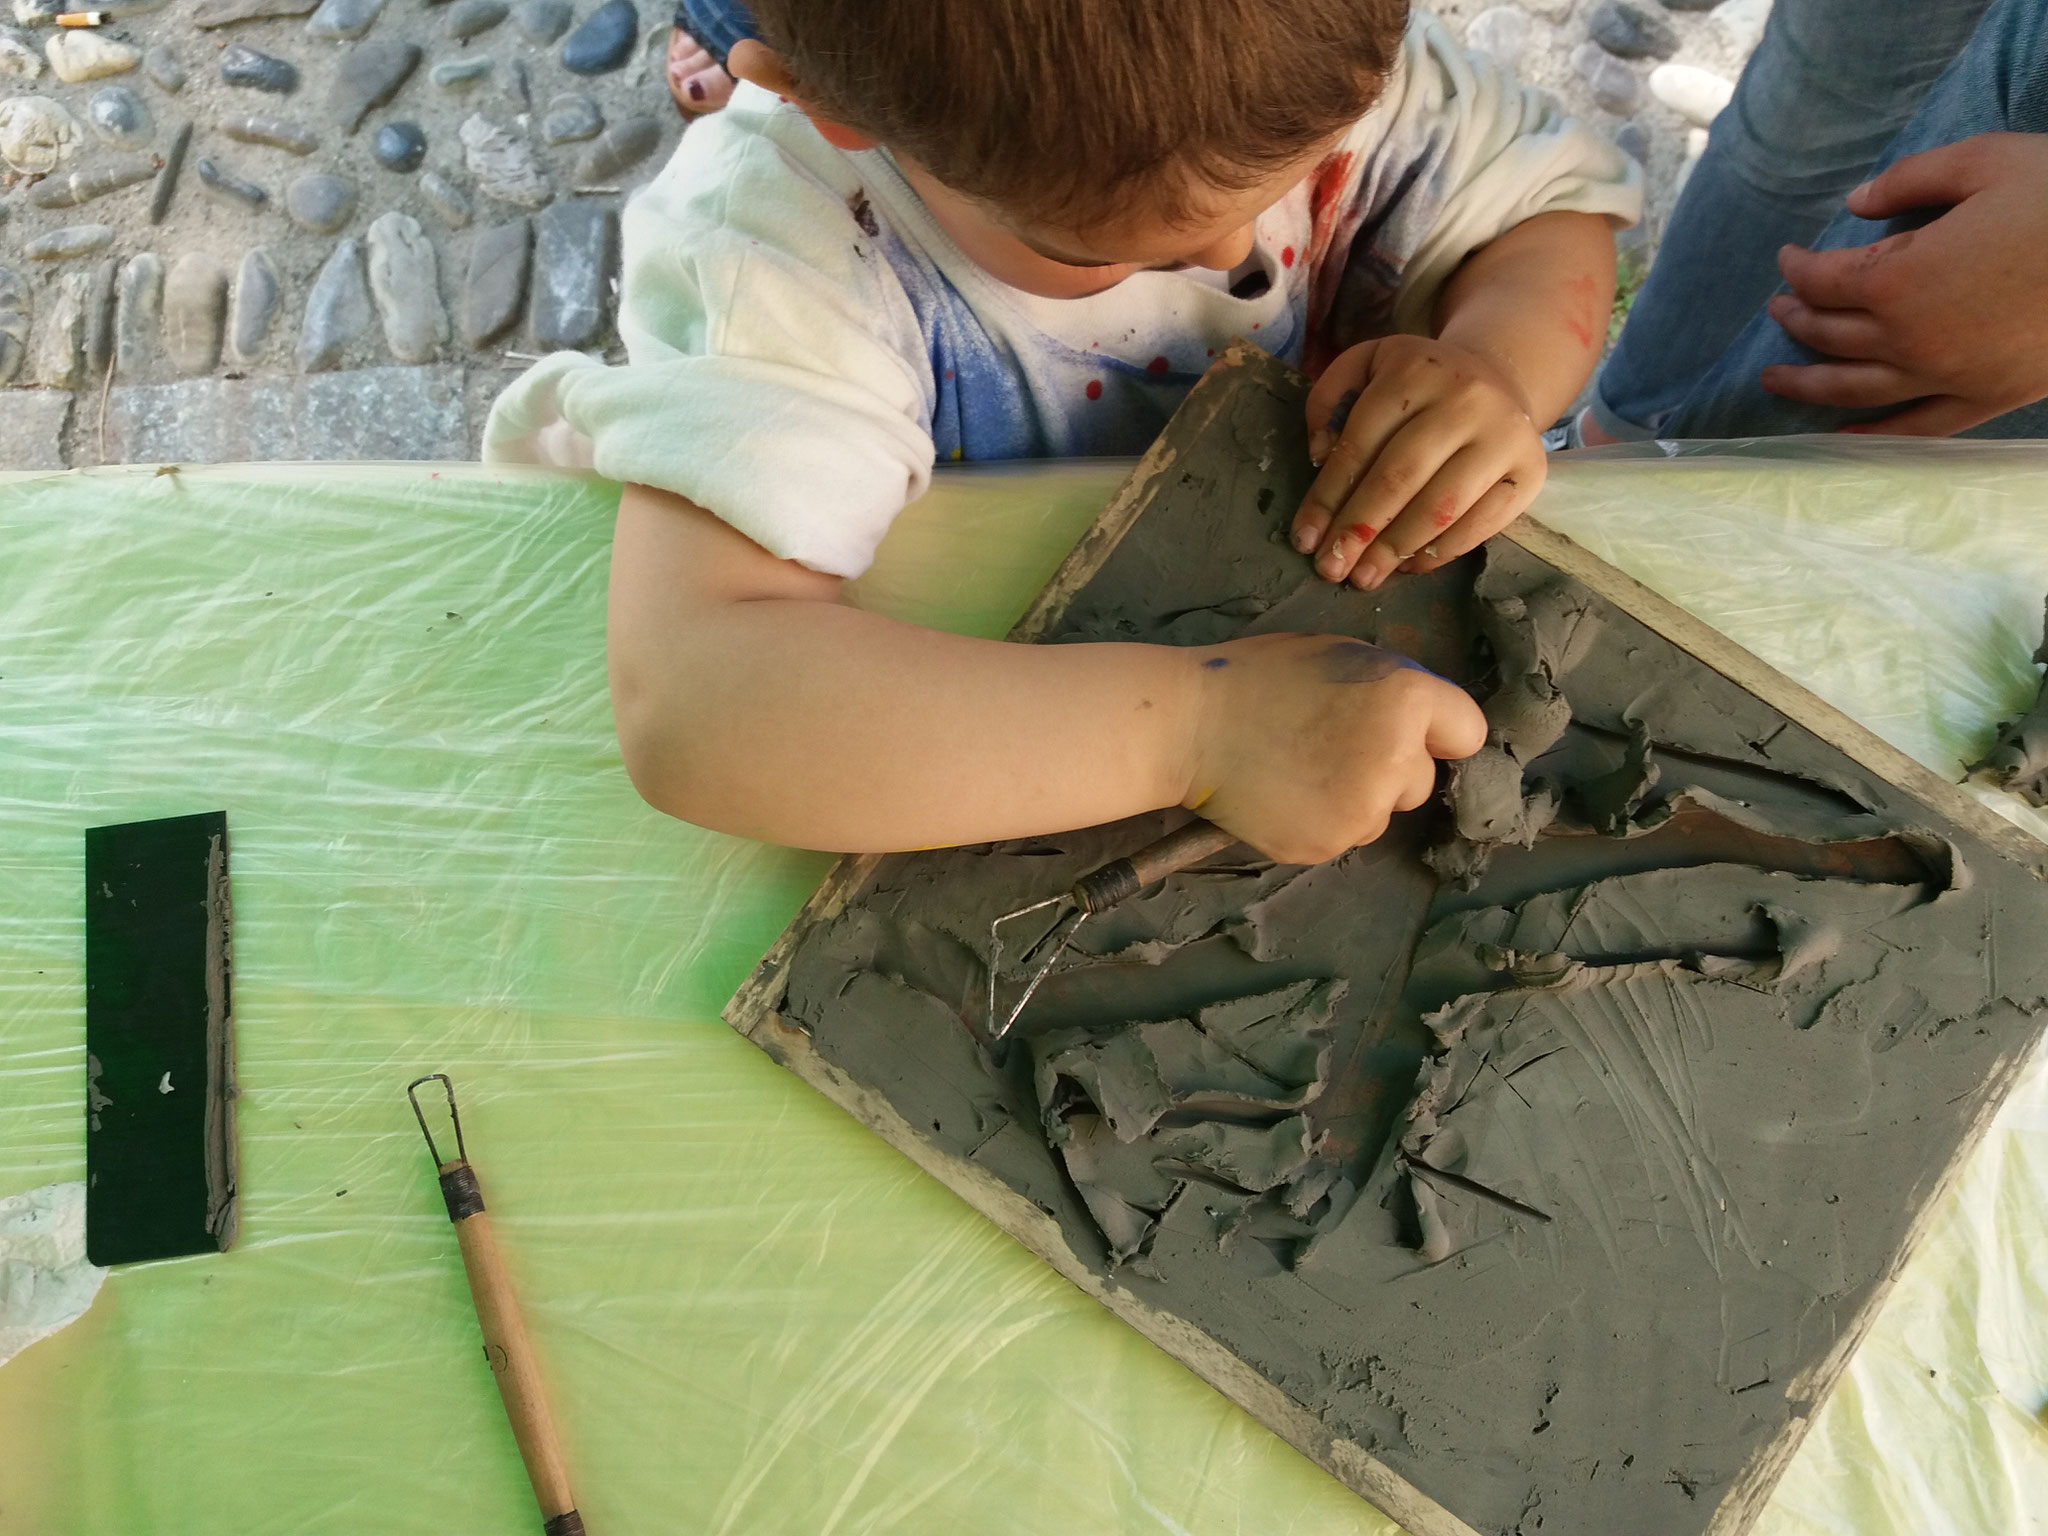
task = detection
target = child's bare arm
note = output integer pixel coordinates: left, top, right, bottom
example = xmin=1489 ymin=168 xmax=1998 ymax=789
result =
xmin=610 ymin=482 xmax=1486 ymax=856
xmin=1291 ymin=209 xmax=1619 ymax=588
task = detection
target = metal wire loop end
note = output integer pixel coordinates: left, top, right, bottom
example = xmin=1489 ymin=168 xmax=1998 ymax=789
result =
xmin=985 ymin=899 xmax=1090 ymax=1043
xmin=405 ymin=1072 xmax=469 ymax=1168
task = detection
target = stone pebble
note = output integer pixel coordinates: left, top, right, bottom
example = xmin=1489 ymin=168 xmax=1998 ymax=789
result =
xmin=163 ymin=252 xmax=227 ymax=375
xmin=419 ymin=168 xmax=471 ymax=228
xmin=575 ymin=112 xmax=657 ymax=182
xmin=513 ymin=0 xmax=571 ymax=44
xmin=87 ymin=84 xmax=151 ymax=149
xmin=445 ymin=0 xmax=507 ymax=41
xmin=12 ymin=0 xmax=68 ymax=23
xmin=1571 ymin=40 xmax=1642 ymax=115
xmin=432 ymin=55 xmax=492 ymax=90
xmin=459 ymin=215 xmax=528 ymax=346
xmin=286 ymin=171 xmax=357 ymax=233
xmin=192 ymin=0 xmax=318 ymax=27
xmin=83 ymin=252 xmax=118 ymax=370
xmin=0 ymin=25 xmax=41 ymax=81
xmin=540 ymin=92 xmax=600 ymax=145
xmin=367 ymin=209 xmax=448 ymax=362
xmin=299 ymin=235 xmax=372 ymax=371
xmin=148 ymin=119 xmax=191 ymax=223
xmin=143 ymin=46 xmax=185 ymax=94
xmin=460 ymin=113 xmax=550 ymax=208
xmin=220 ymin=43 xmax=300 ymax=94
xmin=231 ymin=245 xmax=279 ymax=362
xmin=329 ymin=39 xmax=420 ymax=133
xmin=1587 ymin=0 xmax=1679 ymax=61
xmin=373 ymin=119 xmax=425 ymax=171
xmin=0 ymin=93 xmax=82 ymax=174
xmin=1613 ymin=119 xmax=1651 ymax=170
xmin=26 ymin=223 xmax=114 ymax=259
xmin=33 ymin=265 xmax=86 ymax=385
xmin=45 ymin=31 xmax=140 ymax=84
xmin=1464 ymin=6 xmax=1528 ymax=68
xmin=221 ymin=114 xmax=319 ymax=154
xmin=0 ymin=262 xmax=28 ymax=383
xmin=1650 ymin=62 xmax=1735 ymax=127
xmin=560 ymin=0 xmax=636 ymax=75
xmin=306 ymin=0 xmax=389 ymax=42
xmin=28 ymin=152 xmax=155 ymax=208
xmin=196 ymin=156 xmax=269 ymax=209
xmin=530 ymin=198 xmax=614 ymax=347
xmin=115 ymin=250 xmax=161 ymax=378
xmin=1712 ymin=0 xmax=1771 ymax=53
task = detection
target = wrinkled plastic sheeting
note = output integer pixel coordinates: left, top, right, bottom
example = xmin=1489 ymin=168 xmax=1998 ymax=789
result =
xmin=0 ymin=443 xmax=2042 ymax=1536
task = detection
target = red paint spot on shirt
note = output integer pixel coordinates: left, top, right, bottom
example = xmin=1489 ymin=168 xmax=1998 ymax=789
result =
xmin=1281 ymin=245 xmax=1296 ymax=268
xmin=943 ymin=368 xmax=954 ymax=380
xmin=1251 ymin=322 xmax=1260 ymax=330
xmin=1085 ymin=379 xmax=1103 ymax=400
xmin=1147 ymin=355 xmax=1169 ymax=377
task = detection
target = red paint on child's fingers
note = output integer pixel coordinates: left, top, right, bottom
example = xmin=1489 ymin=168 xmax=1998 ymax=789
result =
xmin=1430 ymin=495 xmax=1460 ymax=529
xmin=1085 ymin=379 xmax=1102 ymax=400
xmin=1346 ymin=522 xmax=1377 ymax=545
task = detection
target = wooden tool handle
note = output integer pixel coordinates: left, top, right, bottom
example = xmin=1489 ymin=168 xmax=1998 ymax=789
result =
xmin=1072 ymin=818 xmax=1240 ymax=913
xmin=441 ymin=1162 xmax=585 ymax=1536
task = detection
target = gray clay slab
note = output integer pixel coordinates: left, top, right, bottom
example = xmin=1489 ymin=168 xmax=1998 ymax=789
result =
xmin=726 ymin=345 xmax=2048 ymax=1536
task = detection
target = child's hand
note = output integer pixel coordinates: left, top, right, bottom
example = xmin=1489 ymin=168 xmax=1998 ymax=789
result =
xmin=1293 ymin=336 xmax=1547 ymax=590
xmin=1184 ymin=633 xmax=1486 ymax=865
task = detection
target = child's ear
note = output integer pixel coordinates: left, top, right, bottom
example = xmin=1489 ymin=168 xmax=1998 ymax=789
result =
xmin=728 ymin=38 xmax=880 ymax=152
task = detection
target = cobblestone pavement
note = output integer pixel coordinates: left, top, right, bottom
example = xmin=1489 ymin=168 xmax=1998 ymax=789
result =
xmin=0 ymin=0 xmax=1767 ymax=470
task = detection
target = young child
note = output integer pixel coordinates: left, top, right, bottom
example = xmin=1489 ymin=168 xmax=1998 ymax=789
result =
xmin=485 ymin=0 xmax=1641 ymax=862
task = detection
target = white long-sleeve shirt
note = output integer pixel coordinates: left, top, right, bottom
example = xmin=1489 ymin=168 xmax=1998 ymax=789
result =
xmin=484 ymin=11 xmax=1642 ymax=578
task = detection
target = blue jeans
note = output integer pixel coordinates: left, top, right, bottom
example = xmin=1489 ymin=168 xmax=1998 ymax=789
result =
xmin=673 ymin=0 xmax=755 ymax=66
xmin=1592 ymin=0 xmax=2048 ymax=440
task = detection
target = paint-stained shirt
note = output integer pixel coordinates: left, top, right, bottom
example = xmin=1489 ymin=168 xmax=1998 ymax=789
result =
xmin=483 ymin=11 xmax=1641 ymax=579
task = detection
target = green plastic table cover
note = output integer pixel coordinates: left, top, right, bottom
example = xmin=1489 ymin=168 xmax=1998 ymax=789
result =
xmin=2 ymin=442 xmax=2045 ymax=1536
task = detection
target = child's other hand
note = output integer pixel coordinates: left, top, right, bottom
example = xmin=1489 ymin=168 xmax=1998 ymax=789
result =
xmin=1293 ymin=336 xmax=1546 ymax=590
xmin=1185 ymin=633 xmax=1486 ymax=865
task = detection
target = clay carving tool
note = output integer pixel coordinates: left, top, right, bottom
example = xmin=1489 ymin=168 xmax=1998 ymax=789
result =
xmin=985 ymin=818 xmax=1240 ymax=1041
xmin=407 ymin=1074 xmax=587 ymax=1536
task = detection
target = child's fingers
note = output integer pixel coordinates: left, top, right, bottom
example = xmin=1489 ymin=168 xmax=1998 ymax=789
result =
xmin=1399 ymin=468 xmax=1541 ymax=575
xmin=1297 ymin=378 xmax=1433 ymax=558
xmin=1312 ymin=413 xmax=1459 ymax=583
xmin=1348 ymin=443 xmax=1518 ymax=591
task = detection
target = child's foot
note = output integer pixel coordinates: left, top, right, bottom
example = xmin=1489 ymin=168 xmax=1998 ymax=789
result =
xmin=668 ymin=26 xmax=735 ymax=117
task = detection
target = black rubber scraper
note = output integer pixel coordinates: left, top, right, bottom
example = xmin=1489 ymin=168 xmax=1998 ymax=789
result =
xmin=84 ymin=811 xmax=238 ymax=1265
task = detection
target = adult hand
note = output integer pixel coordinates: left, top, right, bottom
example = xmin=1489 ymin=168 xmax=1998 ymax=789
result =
xmin=1762 ymin=133 xmax=2048 ymax=435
